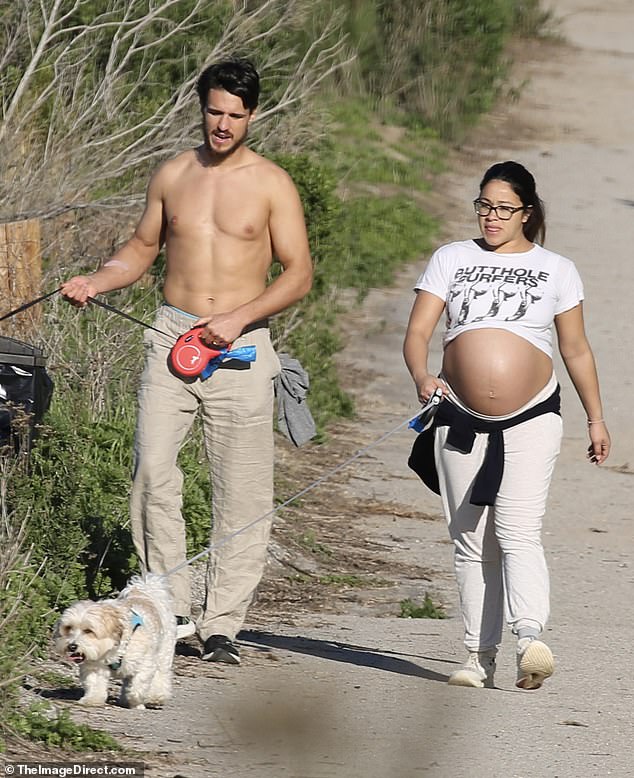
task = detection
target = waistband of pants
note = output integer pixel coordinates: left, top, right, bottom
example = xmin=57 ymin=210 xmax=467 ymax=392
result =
xmin=160 ymin=303 xmax=269 ymax=335
xmin=434 ymin=380 xmax=561 ymax=506
xmin=441 ymin=371 xmax=558 ymax=422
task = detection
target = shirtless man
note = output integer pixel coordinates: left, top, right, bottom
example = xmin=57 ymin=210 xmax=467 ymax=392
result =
xmin=61 ymin=58 xmax=313 ymax=665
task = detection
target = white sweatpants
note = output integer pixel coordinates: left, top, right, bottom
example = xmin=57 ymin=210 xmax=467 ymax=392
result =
xmin=435 ymin=375 xmax=562 ymax=652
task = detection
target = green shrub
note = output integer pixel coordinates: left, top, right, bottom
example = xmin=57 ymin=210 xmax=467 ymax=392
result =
xmin=271 ymin=153 xmax=343 ymax=289
xmin=269 ymin=152 xmax=437 ymax=428
xmin=7 ymin=705 xmax=121 ymax=752
xmin=0 ymin=571 xmax=53 ymax=729
xmin=269 ymin=154 xmax=354 ymax=427
xmin=399 ymin=595 xmax=447 ymax=619
xmin=9 ymin=398 xmax=137 ymax=602
xmin=339 ymin=0 xmax=551 ymax=140
xmin=335 ymin=196 xmax=436 ymax=298
xmin=9 ymin=393 xmax=216 ymax=603
xmin=0 ymin=450 xmax=58 ymax=733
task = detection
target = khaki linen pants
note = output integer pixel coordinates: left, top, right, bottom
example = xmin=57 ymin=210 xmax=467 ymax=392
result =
xmin=130 ymin=305 xmax=281 ymax=641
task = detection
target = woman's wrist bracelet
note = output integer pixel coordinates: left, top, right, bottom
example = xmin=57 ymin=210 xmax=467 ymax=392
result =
xmin=587 ymin=418 xmax=605 ymax=425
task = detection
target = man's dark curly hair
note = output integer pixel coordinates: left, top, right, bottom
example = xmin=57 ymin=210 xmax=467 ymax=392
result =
xmin=196 ymin=58 xmax=260 ymax=112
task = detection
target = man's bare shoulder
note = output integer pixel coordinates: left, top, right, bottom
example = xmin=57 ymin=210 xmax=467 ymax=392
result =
xmin=255 ymin=153 xmax=291 ymax=177
xmin=245 ymin=152 xmax=299 ymax=193
xmin=153 ymin=148 xmax=199 ymax=180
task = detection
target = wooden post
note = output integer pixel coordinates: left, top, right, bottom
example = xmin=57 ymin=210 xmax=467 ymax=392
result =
xmin=0 ymin=218 xmax=42 ymax=337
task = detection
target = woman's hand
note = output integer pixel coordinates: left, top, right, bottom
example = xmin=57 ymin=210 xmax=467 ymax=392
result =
xmin=416 ymin=375 xmax=447 ymax=406
xmin=587 ymin=421 xmax=610 ymax=465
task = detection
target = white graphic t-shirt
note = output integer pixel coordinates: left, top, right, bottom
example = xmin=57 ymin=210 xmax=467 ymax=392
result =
xmin=415 ymin=240 xmax=584 ymax=357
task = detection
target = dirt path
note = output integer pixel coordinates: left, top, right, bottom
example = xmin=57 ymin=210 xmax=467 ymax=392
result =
xmin=28 ymin=3 xmax=633 ymax=776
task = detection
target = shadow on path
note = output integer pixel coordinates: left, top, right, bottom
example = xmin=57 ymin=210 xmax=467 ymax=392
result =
xmin=239 ymin=628 xmax=451 ymax=683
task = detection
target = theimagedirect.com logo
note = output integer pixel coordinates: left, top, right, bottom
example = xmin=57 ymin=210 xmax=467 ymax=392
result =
xmin=3 ymin=763 xmax=144 ymax=777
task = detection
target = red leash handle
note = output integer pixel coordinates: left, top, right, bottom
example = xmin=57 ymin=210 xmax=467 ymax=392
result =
xmin=168 ymin=326 xmax=232 ymax=377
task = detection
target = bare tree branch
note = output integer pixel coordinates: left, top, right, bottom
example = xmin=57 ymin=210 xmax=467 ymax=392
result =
xmin=0 ymin=0 xmax=352 ymax=225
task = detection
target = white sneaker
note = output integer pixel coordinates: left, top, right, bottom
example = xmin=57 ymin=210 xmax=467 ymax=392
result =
xmin=175 ymin=616 xmax=196 ymax=640
xmin=516 ymin=638 xmax=554 ymax=690
xmin=448 ymin=650 xmax=496 ymax=688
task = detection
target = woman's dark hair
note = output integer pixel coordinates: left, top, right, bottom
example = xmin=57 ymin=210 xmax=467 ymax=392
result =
xmin=196 ymin=57 xmax=260 ymax=112
xmin=479 ymin=161 xmax=546 ymax=245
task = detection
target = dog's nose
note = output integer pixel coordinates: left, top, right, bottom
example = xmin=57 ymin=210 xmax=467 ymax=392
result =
xmin=68 ymin=642 xmax=77 ymax=651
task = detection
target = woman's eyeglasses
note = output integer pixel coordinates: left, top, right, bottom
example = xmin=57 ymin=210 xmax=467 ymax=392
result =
xmin=473 ymin=199 xmax=525 ymax=220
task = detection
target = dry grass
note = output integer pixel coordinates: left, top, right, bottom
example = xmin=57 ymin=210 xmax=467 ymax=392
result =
xmin=246 ymin=418 xmax=441 ymax=622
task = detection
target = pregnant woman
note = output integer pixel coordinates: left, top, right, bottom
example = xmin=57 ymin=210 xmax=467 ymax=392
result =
xmin=403 ymin=161 xmax=610 ymax=690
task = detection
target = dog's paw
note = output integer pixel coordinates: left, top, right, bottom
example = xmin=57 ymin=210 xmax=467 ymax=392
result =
xmin=119 ymin=695 xmax=147 ymax=709
xmin=79 ymin=695 xmax=107 ymax=707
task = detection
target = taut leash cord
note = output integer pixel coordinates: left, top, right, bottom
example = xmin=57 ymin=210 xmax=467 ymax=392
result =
xmin=0 ymin=287 xmax=62 ymax=322
xmin=86 ymin=296 xmax=172 ymax=338
xmin=160 ymin=411 xmax=420 ymax=579
xmin=0 ymin=287 xmax=172 ymax=338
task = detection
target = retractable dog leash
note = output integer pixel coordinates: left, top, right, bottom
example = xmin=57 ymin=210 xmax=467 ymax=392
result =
xmin=408 ymin=387 xmax=443 ymax=432
xmin=0 ymin=287 xmax=170 ymax=335
xmin=168 ymin=325 xmax=256 ymax=379
xmin=161 ymin=389 xmax=446 ymax=577
xmin=160 ymin=409 xmax=423 ymax=579
xmin=85 ymin=295 xmax=172 ymax=338
xmin=84 ymin=297 xmax=256 ymax=378
xmin=0 ymin=287 xmax=63 ymax=322
xmin=0 ymin=289 xmax=251 ymax=379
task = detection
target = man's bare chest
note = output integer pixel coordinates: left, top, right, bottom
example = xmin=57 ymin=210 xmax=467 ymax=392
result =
xmin=164 ymin=173 xmax=270 ymax=241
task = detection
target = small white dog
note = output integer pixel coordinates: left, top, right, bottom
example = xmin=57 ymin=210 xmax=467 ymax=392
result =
xmin=54 ymin=574 xmax=176 ymax=709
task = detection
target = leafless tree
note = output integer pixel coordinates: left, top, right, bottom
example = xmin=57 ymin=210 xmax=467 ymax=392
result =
xmin=0 ymin=0 xmax=353 ymax=226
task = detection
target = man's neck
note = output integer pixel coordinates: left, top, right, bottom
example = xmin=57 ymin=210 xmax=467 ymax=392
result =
xmin=197 ymin=143 xmax=252 ymax=170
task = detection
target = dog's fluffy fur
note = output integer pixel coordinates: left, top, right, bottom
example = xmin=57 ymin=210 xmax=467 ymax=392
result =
xmin=54 ymin=574 xmax=176 ymax=709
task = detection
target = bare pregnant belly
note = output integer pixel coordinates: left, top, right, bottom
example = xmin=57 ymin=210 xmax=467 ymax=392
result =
xmin=442 ymin=329 xmax=554 ymax=416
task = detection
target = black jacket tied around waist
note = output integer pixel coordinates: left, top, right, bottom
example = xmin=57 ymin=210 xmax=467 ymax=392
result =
xmin=408 ymin=385 xmax=561 ymax=507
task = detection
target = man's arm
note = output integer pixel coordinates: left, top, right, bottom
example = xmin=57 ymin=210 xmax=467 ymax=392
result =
xmin=61 ymin=168 xmax=167 ymax=306
xmin=197 ymin=165 xmax=313 ymax=344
